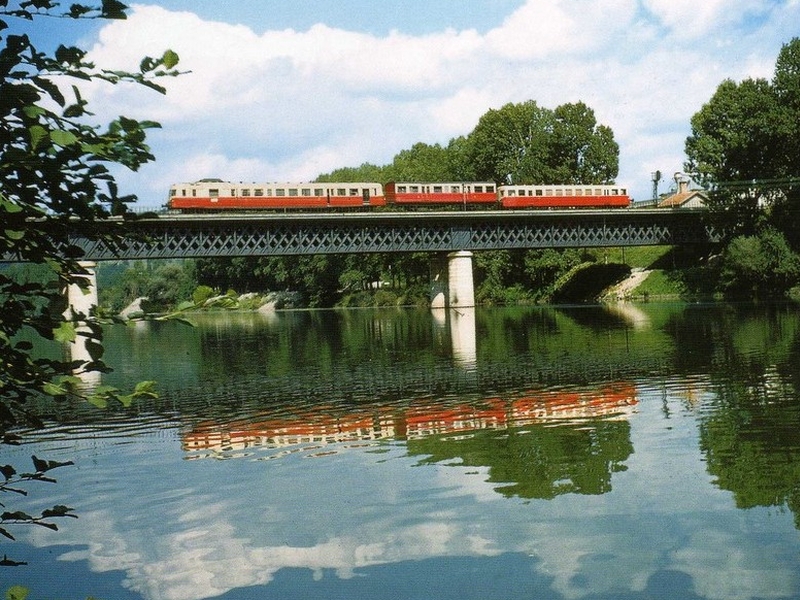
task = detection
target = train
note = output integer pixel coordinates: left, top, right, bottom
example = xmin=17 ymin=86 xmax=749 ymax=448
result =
xmin=167 ymin=179 xmax=631 ymax=211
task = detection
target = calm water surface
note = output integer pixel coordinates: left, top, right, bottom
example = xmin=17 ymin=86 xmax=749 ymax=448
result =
xmin=2 ymin=303 xmax=800 ymax=600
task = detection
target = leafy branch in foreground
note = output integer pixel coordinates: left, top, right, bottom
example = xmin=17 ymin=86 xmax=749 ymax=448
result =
xmin=1 ymin=0 xmax=181 ymax=424
xmin=0 ymin=455 xmax=76 ymax=566
xmin=0 ymin=0 xmax=180 ymax=567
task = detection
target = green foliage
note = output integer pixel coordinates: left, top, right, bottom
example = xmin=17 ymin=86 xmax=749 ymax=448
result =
xmin=192 ymin=284 xmax=215 ymax=305
xmin=524 ymin=249 xmax=586 ymax=299
xmin=385 ymin=142 xmax=458 ymax=181
xmin=474 ymin=250 xmax=522 ymax=304
xmin=315 ymin=162 xmax=389 ymax=183
xmin=100 ymin=261 xmax=197 ymax=312
xmin=5 ymin=585 xmax=29 ymax=600
xmin=719 ymin=228 xmax=800 ymax=299
xmin=464 ymin=100 xmax=619 ymax=185
xmin=685 ymin=37 xmax=800 ymax=245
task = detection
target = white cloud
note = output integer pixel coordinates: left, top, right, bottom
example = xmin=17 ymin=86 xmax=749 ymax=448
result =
xmin=485 ymin=0 xmax=640 ymax=60
xmin=77 ymin=1 xmax=800 ymax=205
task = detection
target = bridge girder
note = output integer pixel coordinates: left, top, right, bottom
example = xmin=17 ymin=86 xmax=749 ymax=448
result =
xmin=62 ymin=209 xmax=718 ymax=261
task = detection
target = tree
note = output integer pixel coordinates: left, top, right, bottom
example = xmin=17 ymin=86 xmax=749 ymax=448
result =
xmin=685 ymin=38 xmax=800 ymax=246
xmin=551 ymin=102 xmax=618 ymax=184
xmin=315 ymin=162 xmax=388 ymax=183
xmin=466 ymin=100 xmax=555 ymax=184
xmin=386 ymin=142 xmax=454 ymax=181
xmin=464 ymin=100 xmax=619 ymax=185
xmin=444 ymin=136 xmax=477 ymax=182
xmin=1 ymin=0 xmax=178 ymax=563
xmin=685 ymin=77 xmax=782 ymax=186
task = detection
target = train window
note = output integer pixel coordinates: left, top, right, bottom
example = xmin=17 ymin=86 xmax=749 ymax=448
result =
xmin=595 ymin=189 xmax=602 ymax=196
xmin=255 ymin=189 xmax=264 ymax=196
xmin=575 ymin=189 xmax=583 ymax=196
xmin=621 ymin=189 xmax=627 ymax=195
xmin=612 ymin=189 xmax=618 ymax=195
xmin=410 ymin=185 xmax=419 ymax=193
xmin=350 ymin=188 xmax=358 ymax=196
xmin=276 ymin=189 xmax=285 ymax=196
xmin=433 ymin=186 xmax=443 ymax=193
xmin=487 ymin=185 xmax=495 ymax=193
xmin=315 ymin=189 xmax=323 ymax=196
xmin=474 ymin=186 xmax=483 ymax=193
xmin=337 ymin=188 xmax=346 ymax=196
xmin=192 ymin=189 xmax=197 ymax=196
xmin=398 ymin=186 xmax=407 ymax=193
xmin=536 ymin=189 xmax=543 ymax=196
xmin=288 ymin=188 xmax=298 ymax=197
xmin=209 ymin=188 xmax=219 ymax=198
xmin=170 ymin=189 xmax=176 ymax=197
xmin=545 ymin=189 xmax=553 ymax=196
xmin=241 ymin=189 xmax=250 ymax=197
xmin=452 ymin=186 xmax=461 ymax=192
xmin=301 ymin=189 xmax=312 ymax=197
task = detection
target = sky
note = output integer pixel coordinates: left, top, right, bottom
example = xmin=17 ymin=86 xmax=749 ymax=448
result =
xmin=14 ymin=0 xmax=800 ymax=206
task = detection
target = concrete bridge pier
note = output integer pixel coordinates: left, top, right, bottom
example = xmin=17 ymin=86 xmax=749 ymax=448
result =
xmin=64 ymin=261 xmax=102 ymax=387
xmin=430 ymin=251 xmax=475 ymax=309
xmin=64 ymin=260 xmax=98 ymax=320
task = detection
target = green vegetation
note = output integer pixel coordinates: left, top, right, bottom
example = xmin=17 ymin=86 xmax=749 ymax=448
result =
xmin=684 ymin=38 xmax=800 ymax=298
xmin=93 ymin=242 xmax=723 ymax=312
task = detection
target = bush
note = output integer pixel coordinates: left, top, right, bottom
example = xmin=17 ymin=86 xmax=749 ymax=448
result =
xmin=192 ymin=285 xmax=216 ymax=305
xmin=720 ymin=228 xmax=800 ymax=299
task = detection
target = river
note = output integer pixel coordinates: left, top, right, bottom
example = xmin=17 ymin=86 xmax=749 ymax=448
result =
xmin=2 ymin=302 xmax=800 ymax=600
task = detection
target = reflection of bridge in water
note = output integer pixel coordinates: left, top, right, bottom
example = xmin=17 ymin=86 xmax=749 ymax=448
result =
xmin=182 ymin=383 xmax=638 ymax=458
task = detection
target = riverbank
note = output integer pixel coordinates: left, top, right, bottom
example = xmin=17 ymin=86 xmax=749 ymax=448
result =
xmin=105 ymin=242 xmax=800 ymax=315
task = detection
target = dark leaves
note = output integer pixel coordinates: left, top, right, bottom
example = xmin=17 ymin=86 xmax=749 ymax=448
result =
xmin=31 ymin=455 xmax=75 ymax=473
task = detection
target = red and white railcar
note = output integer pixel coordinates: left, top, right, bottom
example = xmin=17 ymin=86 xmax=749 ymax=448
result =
xmin=498 ymin=184 xmax=630 ymax=209
xmin=168 ymin=179 xmax=386 ymax=211
xmin=384 ymin=181 xmax=497 ymax=207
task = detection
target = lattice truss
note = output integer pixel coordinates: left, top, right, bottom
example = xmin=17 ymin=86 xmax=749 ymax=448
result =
xmin=70 ymin=211 xmax=719 ymax=261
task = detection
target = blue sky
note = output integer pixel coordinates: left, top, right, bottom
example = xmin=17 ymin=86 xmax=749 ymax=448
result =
xmin=12 ymin=1 xmax=800 ymax=205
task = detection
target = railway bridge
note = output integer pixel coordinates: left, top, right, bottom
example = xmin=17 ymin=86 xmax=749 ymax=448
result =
xmin=64 ymin=207 xmax=718 ymax=311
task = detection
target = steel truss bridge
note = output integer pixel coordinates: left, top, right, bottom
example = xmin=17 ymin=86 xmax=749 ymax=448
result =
xmin=73 ymin=208 xmax=719 ymax=261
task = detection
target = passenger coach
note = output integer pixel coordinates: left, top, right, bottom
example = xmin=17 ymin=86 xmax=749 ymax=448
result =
xmin=498 ymin=184 xmax=630 ymax=209
xmin=168 ymin=179 xmax=386 ymax=211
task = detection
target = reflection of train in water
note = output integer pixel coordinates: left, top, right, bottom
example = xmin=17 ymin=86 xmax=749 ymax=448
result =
xmin=167 ymin=179 xmax=631 ymax=212
xmin=181 ymin=384 xmax=638 ymax=457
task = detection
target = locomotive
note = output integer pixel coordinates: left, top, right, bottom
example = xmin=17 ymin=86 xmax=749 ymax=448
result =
xmin=167 ymin=179 xmax=630 ymax=211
